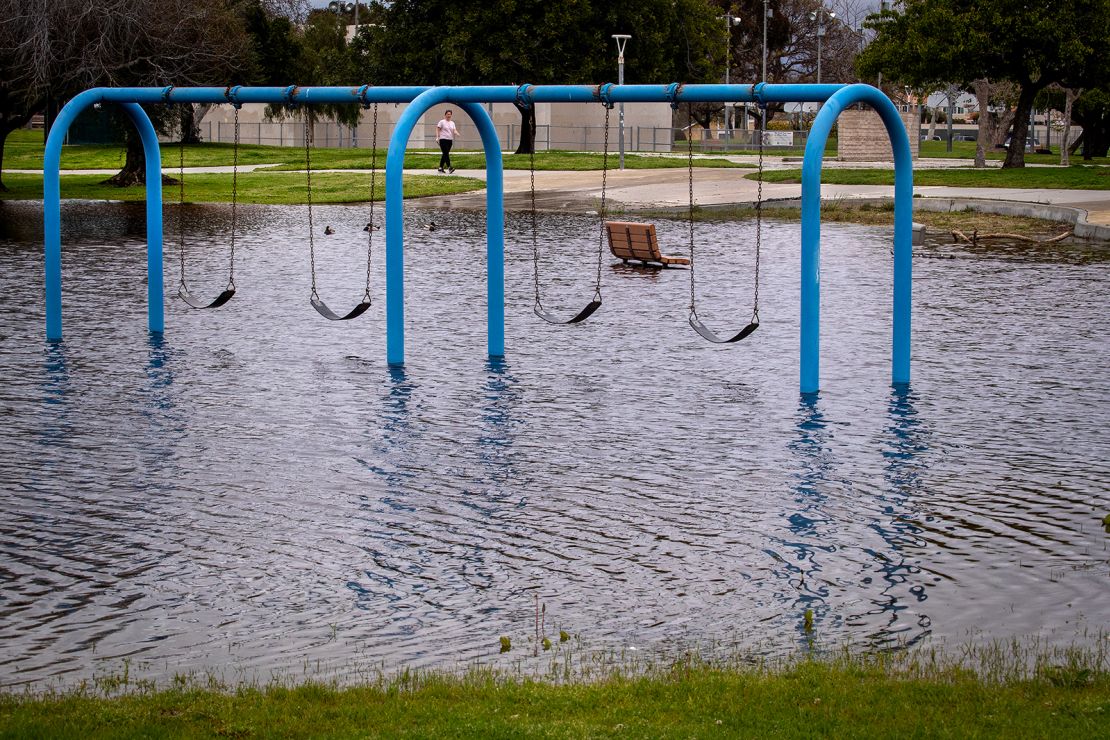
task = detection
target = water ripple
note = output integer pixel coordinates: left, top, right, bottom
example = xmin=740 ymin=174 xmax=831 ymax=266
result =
xmin=0 ymin=201 xmax=1107 ymax=687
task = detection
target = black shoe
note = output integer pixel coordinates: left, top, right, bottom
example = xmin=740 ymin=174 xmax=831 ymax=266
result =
xmin=448 ymin=167 xmax=455 ymax=174
xmin=437 ymin=168 xmax=445 ymax=173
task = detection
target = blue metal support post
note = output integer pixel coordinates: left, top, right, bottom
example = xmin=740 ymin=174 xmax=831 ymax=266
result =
xmin=800 ymin=83 xmax=913 ymax=392
xmin=45 ymin=93 xmax=166 ymax=339
xmin=384 ymin=88 xmax=505 ymax=366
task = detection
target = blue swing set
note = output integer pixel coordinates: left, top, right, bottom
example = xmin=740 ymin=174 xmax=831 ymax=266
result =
xmin=41 ymin=82 xmax=914 ymax=394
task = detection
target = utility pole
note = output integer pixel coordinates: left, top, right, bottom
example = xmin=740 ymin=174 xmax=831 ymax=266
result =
xmin=945 ymin=83 xmax=958 ymax=153
xmin=613 ymin=34 xmax=631 ymax=170
xmin=809 ymin=8 xmax=835 ymax=85
xmin=721 ymin=13 xmax=741 ymax=142
xmin=762 ymin=0 xmax=770 ymax=132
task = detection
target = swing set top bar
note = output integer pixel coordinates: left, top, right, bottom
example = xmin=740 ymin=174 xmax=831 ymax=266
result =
xmin=90 ymin=83 xmax=847 ymax=107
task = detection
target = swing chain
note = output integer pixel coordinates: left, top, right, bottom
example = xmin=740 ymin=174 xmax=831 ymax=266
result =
xmin=229 ymin=106 xmax=238 ymax=291
xmin=178 ymin=112 xmax=188 ymax=291
xmin=687 ymin=103 xmax=697 ymax=315
xmin=365 ymin=102 xmax=378 ymax=303
xmin=594 ymin=105 xmax=610 ymax=302
xmin=529 ymin=146 xmax=542 ymax=309
xmin=753 ymin=105 xmax=764 ymax=321
xmin=305 ymin=113 xmax=318 ymax=300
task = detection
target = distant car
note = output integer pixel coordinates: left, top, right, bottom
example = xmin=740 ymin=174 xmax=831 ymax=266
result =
xmin=954 ymin=134 xmax=977 ymax=142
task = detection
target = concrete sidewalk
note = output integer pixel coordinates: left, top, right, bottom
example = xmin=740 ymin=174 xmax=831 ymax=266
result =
xmin=20 ymin=161 xmax=1110 ymax=239
xmin=417 ymin=167 xmax=1110 ymax=240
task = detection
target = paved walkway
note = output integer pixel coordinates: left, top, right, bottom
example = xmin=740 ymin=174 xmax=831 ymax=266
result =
xmin=419 ymin=167 xmax=1110 ymax=234
xmin=17 ymin=158 xmax=1110 ymax=234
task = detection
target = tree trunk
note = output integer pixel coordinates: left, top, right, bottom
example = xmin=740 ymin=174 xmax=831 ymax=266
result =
xmin=927 ymin=107 xmax=937 ymax=140
xmin=180 ymin=104 xmax=207 ymax=145
xmin=1060 ymin=88 xmax=1080 ymax=167
xmin=1002 ymin=84 xmax=1041 ymax=169
xmin=1083 ymin=127 xmax=1109 ymax=159
xmin=0 ymin=126 xmax=9 ymax=192
xmin=972 ymin=79 xmax=992 ymax=168
xmin=102 ymin=128 xmax=162 ymax=186
xmin=513 ymin=103 xmax=535 ymax=155
xmin=992 ymin=108 xmax=1015 ymax=148
xmin=1069 ymin=131 xmax=1084 ymax=155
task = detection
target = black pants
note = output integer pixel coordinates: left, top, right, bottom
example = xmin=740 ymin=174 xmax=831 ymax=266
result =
xmin=438 ymin=139 xmax=453 ymax=169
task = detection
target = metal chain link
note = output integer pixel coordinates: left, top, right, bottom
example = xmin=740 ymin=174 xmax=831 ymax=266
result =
xmin=229 ymin=106 xmax=238 ymax=290
xmin=364 ymin=102 xmax=378 ymax=302
xmin=178 ymin=118 xmax=187 ymax=290
xmin=753 ymin=112 xmax=763 ymax=321
xmin=305 ymin=114 xmax=317 ymax=299
xmin=594 ymin=105 xmax=610 ymax=301
xmin=687 ymin=103 xmax=696 ymax=314
xmin=529 ymin=145 xmax=541 ymax=308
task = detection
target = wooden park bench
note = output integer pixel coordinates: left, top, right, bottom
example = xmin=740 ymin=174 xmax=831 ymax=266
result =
xmin=604 ymin=221 xmax=690 ymax=268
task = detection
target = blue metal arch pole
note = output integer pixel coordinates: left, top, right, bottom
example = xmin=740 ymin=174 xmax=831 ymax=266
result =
xmin=383 ymin=88 xmax=504 ymax=366
xmin=800 ymin=84 xmax=913 ymax=393
xmin=45 ymin=92 xmax=166 ymax=340
xmin=42 ymin=83 xmax=911 ymax=395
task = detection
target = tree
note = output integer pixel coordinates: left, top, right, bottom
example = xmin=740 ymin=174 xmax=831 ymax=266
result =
xmin=356 ymin=0 xmax=722 ymax=153
xmin=2 ymin=0 xmax=251 ymax=186
xmin=1071 ymin=86 xmax=1110 ymax=160
xmin=857 ymin=0 xmax=1110 ymax=168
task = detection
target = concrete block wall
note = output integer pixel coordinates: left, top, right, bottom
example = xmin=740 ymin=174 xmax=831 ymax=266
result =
xmin=837 ymin=107 xmax=920 ymax=161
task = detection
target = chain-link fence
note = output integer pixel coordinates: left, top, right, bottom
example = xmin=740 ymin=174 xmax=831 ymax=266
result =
xmin=198 ymin=120 xmax=819 ymax=153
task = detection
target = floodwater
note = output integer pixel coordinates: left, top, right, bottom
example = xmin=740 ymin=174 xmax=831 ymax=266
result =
xmin=0 ymin=199 xmax=1107 ymax=689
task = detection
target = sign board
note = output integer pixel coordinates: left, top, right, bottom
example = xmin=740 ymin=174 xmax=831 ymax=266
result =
xmin=761 ymin=130 xmax=794 ymax=147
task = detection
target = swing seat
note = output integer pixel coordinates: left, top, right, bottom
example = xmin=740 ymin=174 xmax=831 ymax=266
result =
xmin=605 ymin=221 xmax=689 ymax=267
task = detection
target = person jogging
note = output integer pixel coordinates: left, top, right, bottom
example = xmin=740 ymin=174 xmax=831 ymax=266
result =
xmin=436 ymin=109 xmax=459 ymax=173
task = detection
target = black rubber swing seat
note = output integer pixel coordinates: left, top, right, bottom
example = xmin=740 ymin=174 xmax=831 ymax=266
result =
xmin=689 ymin=313 xmax=759 ymax=343
xmin=534 ymin=299 xmax=601 ymax=325
xmin=311 ymin=296 xmax=372 ymax=321
xmin=178 ymin=285 xmax=236 ymax=309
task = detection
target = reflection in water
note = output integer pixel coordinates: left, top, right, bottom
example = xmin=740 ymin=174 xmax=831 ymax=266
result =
xmin=37 ymin=344 xmax=73 ymax=455
xmin=780 ymin=393 xmax=839 ymax=644
xmin=475 ymin=358 xmax=521 ymax=496
xmin=855 ymin=387 xmax=934 ymax=648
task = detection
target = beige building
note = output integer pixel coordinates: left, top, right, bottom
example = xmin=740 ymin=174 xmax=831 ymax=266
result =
xmin=197 ymin=99 xmax=675 ymax=153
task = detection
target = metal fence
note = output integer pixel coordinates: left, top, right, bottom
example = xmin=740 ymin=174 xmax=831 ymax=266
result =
xmin=198 ymin=120 xmax=815 ymax=153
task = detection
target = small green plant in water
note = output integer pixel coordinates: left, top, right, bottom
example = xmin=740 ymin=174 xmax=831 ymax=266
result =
xmin=804 ymin=609 xmax=815 ymax=634
xmin=542 ymin=637 xmax=552 ymax=651
xmin=499 ymin=636 xmax=511 ymax=654
xmin=1102 ymin=513 xmax=1110 ymax=533
xmin=560 ymin=630 xmax=570 ymax=643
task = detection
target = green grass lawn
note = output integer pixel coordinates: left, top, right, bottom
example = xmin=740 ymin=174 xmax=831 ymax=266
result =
xmin=2 ymin=660 xmax=1106 ymax=738
xmin=2 ymin=129 xmax=750 ymax=173
xmin=0 ymin=171 xmax=483 ymax=205
xmin=756 ymin=165 xmax=1110 ymax=190
xmin=918 ymin=139 xmax=1110 ymax=166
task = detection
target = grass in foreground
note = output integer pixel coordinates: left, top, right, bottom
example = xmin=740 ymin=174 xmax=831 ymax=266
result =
xmin=0 ymin=171 xmax=483 ymax=205
xmin=755 ymin=165 xmax=1110 ymax=190
xmin=2 ymin=656 xmax=1107 ymax=738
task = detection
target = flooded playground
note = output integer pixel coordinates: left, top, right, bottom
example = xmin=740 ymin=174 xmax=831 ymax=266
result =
xmin=0 ymin=200 xmax=1107 ymax=688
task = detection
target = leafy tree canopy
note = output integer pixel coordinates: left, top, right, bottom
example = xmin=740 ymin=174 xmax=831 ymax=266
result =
xmin=856 ymin=0 xmax=1110 ymax=167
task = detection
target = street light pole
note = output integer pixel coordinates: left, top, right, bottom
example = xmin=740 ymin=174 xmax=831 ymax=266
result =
xmin=721 ymin=13 xmax=741 ymax=142
xmin=612 ymin=34 xmax=631 ymax=170
xmin=809 ymin=8 xmax=835 ymax=85
xmin=762 ymin=0 xmax=770 ymax=132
